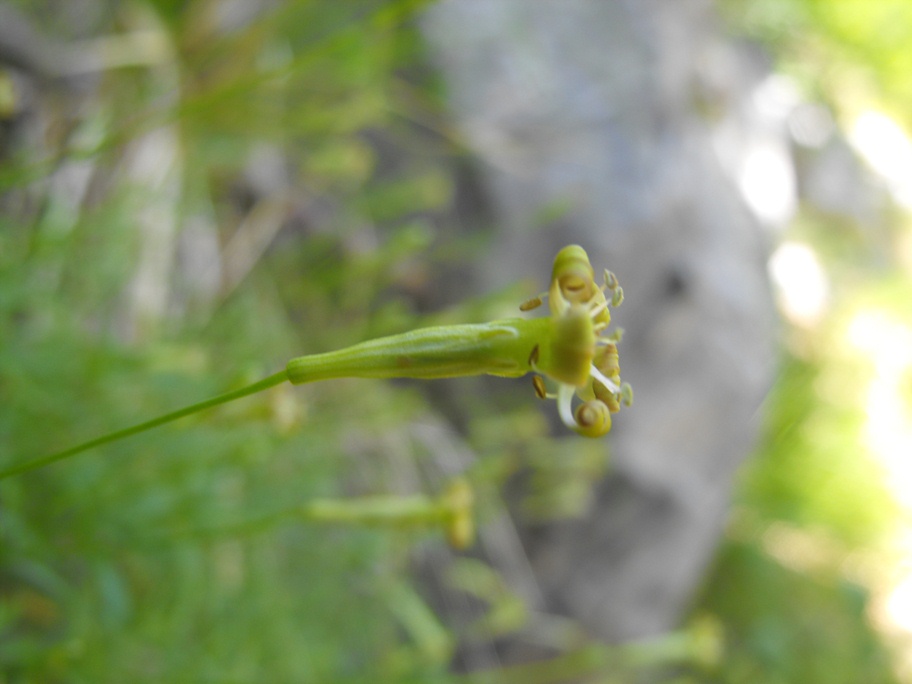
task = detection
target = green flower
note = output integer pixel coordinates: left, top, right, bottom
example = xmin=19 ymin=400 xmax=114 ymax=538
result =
xmin=527 ymin=245 xmax=632 ymax=437
xmin=285 ymin=243 xmax=631 ymax=437
xmin=1 ymin=245 xmax=631 ymax=479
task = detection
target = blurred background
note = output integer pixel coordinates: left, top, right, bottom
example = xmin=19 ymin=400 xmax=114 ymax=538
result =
xmin=1 ymin=0 xmax=911 ymax=681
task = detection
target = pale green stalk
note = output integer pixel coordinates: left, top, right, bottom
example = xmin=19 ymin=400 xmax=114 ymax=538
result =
xmin=171 ymin=477 xmax=474 ymax=549
xmin=0 ymin=320 xmax=549 ymax=480
xmin=0 ymin=244 xmax=631 ymax=481
xmin=0 ymin=370 xmax=289 ymax=480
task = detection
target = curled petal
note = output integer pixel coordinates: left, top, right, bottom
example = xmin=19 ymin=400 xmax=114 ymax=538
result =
xmin=594 ymin=344 xmax=620 ymax=381
xmin=573 ymin=400 xmax=612 ymax=437
xmin=550 ymin=245 xmax=598 ymax=311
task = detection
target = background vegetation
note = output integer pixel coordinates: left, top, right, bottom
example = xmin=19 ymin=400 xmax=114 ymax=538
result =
xmin=1 ymin=0 xmax=911 ymax=682
xmin=702 ymin=1 xmax=912 ymax=682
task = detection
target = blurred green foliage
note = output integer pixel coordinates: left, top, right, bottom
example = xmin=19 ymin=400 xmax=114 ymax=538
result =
xmin=698 ymin=2 xmax=912 ymax=681
xmin=741 ymin=327 xmax=898 ymax=547
xmin=697 ymin=337 xmax=902 ymax=683
xmin=0 ymin=2 xmax=644 ymax=681
xmin=0 ymin=1 xmax=471 ymax=681
xmin=701 ymin=539 xmax=897 ymax=684
xmin=3 ymin=0 xmax=911 ymax=682
xmin=720 ymin=0 xmax=912 ymax=122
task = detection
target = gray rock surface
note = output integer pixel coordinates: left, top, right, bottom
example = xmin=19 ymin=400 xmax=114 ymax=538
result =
xmin=422 ymin=0 xmax=778 ymax=642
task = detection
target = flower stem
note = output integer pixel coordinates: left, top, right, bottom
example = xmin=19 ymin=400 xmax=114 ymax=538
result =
xmin=1 ymin=244 xmax=629 ymax=479
xmin=0 ymin=370 xmax=289 ymax=480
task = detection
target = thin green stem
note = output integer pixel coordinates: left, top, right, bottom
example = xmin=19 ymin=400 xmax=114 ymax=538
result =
xmin=167 ymin=495 xmax=445 ymax=541
xmin=0 ymin=370 xmax=289 ymax=480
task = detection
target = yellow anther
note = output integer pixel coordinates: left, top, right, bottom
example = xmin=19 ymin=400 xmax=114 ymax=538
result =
xmin=604 ymin=327 xmax=624 ymax=344
xmin=604 ymin=269 xmax=618 ymax=291
xmin=532 ymin=375 xmax=547 ymax=399
xmin=611 ymin=286 xmax=624 ymax=308
xmin=519 ymin=295 xmax=545 ymax=312
xmin=620 ymin=382 xmax=633 ymax=407
xmin=528 ymin=344 xmax=540 ymax=367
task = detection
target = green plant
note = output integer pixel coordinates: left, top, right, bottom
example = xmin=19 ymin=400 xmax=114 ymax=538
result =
xmin=0 ymin=3 xmax=651 ymax=681
xmin=1 ymin=245 xmax=631 ymax=482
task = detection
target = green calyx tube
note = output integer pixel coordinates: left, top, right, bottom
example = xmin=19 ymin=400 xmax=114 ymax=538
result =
xmin=285 ymin=318 xmax=552 ymax=384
